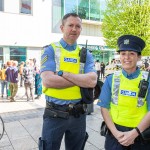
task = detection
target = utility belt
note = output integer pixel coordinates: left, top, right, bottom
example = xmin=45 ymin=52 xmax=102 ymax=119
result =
xmin=44 ymin=101 xmax=87 ymax=119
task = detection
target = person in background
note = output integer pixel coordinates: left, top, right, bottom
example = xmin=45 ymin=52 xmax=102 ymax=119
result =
xmin=34 ymin=65 xmax=42 ymax=99
xmin=23 ymin=60 xmax=36 ymax=101
xmin=33 ymin=58 xmax=37 ymax=69
xmin=5 ymin=61 xmax=12 ymax=98
xmin=5 ymin=60 xmax=18 ymax=102
xmin=95 ymin=60 xmax=101 ymax=80
xmin=144 ymin=59 xmax=149 ymax=71
xmin=19 ymin=61 xmax=25 ymax=87
xmin=0 ymin=64 xmax=8 ymax=98
xmin=39 ymin=13 xmax=97 ymax=150
xmin=100 ymin=62 xmax=105 ymax=79
xmin=147 ymin=65 xmax=150 ymax=71
xmin=98 ymin=35 xmax=150 ymax=150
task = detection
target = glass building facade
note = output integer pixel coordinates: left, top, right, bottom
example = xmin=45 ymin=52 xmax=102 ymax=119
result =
xmin=64 ymin=0 xmax=106 ymax=21
xmin=52 ymin=0 xmax=106 ymax=33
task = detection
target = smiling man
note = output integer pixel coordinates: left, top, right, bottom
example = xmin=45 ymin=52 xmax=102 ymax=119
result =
xmin=98 ymin=35 xmax=150 ymax=150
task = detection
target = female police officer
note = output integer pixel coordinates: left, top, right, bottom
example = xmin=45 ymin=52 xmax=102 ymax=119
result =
xmin=98 ymin=35 xmax=150 ymax=150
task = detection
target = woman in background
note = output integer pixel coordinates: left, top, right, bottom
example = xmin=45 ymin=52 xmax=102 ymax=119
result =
xmin=34 ymin=66 xmax=42 ymax=99
xmin=0 ymin=64 xmax=8 ymax=98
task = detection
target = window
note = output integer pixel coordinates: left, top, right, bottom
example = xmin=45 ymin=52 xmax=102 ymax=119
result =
xmin=78 ymin=0 xmax=89 ymax=20
xmin=64 ymin=0 xmax=77 ymax=14
xmin=20 ymin=0 xmax=32 ymax=14
xmin=90 ymin=0 xmax=100 ymax=21
xmin=0 ymin=0 xmax=4 ymax=11
xmin=100 ymin=0 xmax=106 ymax=21
xmin=10 ymin=47 xmax=26 ymax=63
xmin=0 ymin=47 xmax=3 ymax=55
xmin=62 ymin=0 xmax=105 ymax=21
xmin=52 ymin=0 xmax=62 ymax=33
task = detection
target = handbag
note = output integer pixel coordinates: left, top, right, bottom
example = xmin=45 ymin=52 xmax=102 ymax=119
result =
xmin=141 ymin=127 xmax=150 ymax=141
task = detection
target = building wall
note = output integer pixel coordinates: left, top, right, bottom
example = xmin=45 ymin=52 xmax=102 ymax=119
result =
xmin=0 ymin=0 xmax=105 ymax=46
xmin=0 ymin=0 xmax=109 ymax=66
xmin=0 ymin=0 xmax=53 ymax=47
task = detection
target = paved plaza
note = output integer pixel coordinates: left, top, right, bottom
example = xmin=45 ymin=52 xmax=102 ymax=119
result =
xmin=0 ymin=87 xmax=105 ymax=150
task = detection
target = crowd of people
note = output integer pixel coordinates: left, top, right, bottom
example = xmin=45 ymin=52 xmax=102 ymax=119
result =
xmin=95 ymin=57 xmax=150 ymax=80
xmin=0 ymin=59 xmax=42 ymax=102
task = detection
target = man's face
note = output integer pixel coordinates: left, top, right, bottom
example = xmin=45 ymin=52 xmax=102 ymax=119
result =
xmin=60 ymin=16 xmax=82 ymax=45
xmin=120 ymin=51 xmax=141 ymax=73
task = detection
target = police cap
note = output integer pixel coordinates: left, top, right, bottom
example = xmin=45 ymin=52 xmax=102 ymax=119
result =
xmin=117 ymin=35 xmax=145 ymax=53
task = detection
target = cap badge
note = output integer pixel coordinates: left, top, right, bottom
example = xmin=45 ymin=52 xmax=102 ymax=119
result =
xmin=124 ymin=39 xmax=129 ymax=45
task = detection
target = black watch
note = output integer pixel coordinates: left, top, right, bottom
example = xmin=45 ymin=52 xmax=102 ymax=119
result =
xmin=57 ymin=70 xmax=63 ymax=76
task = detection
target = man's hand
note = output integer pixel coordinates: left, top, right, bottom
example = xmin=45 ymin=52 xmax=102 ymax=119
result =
xmin=62 ymin=71 xmax=97 ymax=88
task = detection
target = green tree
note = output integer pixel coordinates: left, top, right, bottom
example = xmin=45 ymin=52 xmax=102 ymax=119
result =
xmin=102 ymin=0 xmax=150 ymax=56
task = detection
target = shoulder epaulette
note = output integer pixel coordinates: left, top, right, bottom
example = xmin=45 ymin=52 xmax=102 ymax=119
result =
xmin=105 ymin=73 xmax=113 ymax=78
xmin=43 ymin=44 xmax=50 ymax=48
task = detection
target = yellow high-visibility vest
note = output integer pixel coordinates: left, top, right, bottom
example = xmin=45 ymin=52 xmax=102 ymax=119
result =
xmin=110 ymin=71 xmax=148 ymax=127
xmin=43 ymin=42 xmax=82 ymax=100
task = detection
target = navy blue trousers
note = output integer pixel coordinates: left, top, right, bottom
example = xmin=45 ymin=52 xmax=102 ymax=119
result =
xmin=39 ymin=113 xmax=86 ymax=150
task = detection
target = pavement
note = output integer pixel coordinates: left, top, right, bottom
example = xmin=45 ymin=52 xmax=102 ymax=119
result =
xmin=0 ymin=86 xmax=105 ymax=150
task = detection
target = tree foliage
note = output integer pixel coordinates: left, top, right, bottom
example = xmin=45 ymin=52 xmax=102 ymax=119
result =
xmin=102 ymin=0 xmax=150 ymax=56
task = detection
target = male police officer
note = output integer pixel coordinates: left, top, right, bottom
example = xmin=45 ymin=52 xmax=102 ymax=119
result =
xmin=39 ymin=13 xmax=97 ymax=150
xmin=98 ymin=35 xmax=150 ymax=150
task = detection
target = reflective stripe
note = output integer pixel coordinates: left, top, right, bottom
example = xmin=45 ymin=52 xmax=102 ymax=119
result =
xmin=80 ymin=63 xmax=84 ymax=74
xmin=53 ymin=42 xmax=61 ymax=71
xmin=111 ymin=71 xmax=121 ymax=104
xmin=111 ymin=70 xmax=148 ymax=127
xmin=43 ymin=43 xmax=81 ymax=100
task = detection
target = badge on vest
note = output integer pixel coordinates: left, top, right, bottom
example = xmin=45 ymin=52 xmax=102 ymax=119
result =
xmin=120 ymin=90 xmax=136 ymax=97
xmin=64 ymin=57 xmax=77 ymax=63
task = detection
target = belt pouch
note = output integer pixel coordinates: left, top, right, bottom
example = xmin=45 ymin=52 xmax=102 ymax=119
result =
xmin=44 ymin=108 xmax=69 ymax=119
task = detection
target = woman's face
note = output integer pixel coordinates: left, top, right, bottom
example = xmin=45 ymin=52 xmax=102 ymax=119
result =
xmin=120 ymin=51 xmax=141 ymax=74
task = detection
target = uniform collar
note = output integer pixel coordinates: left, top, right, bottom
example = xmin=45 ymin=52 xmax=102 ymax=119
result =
xmin=60 ymin=38 xmax=77 ymax=51
xmin=122 ymin=67 xmax=140 ymax=79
